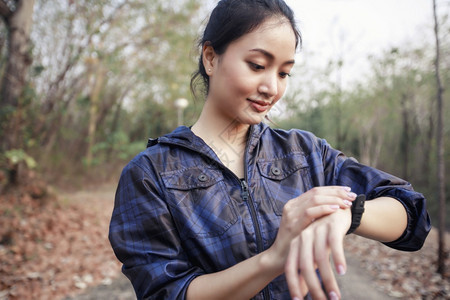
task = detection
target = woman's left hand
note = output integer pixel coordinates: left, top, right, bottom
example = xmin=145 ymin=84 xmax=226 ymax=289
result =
xmin=285 ymin=207 xmax=352 ymax=300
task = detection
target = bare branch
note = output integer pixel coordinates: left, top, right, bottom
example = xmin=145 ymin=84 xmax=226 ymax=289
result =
xmin=43 ymin=0 xmax=129 ymax=113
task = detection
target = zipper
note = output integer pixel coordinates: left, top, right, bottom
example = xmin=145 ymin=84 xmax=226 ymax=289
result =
xmin=240 ymin=179 xmax=249 ymax=201
xmin=241 ymin=128 xmax=270 ymax=299
xmin=240 ymin=179 xmax=264 ymax=253
xmin=241 ymin=127 xmax=265 ymax=255
xmin=240 ymin=179 xmax=270 ymax=299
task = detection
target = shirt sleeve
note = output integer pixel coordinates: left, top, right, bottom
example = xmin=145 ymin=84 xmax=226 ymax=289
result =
xmin=320 ymin=139 xmax=431 ymax=252
xmin=108 ymin=157 xmax=204 ymax=299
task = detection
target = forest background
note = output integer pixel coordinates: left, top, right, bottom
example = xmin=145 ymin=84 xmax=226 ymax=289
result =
xmin=0 ymin=0 xmax=449 ymax=298
xmin=1 ymin=0 xmax=447 ymax=224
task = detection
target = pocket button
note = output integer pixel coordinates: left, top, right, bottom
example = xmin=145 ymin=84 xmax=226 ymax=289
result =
xmin=198 ymin=174 xmax=209 ymax=182
xmin=271 ymin=166 xmax=281 ymax=176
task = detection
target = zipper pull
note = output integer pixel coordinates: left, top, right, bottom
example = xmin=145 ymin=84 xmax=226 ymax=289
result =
xmin=240 ymin=179 xmax=249 ymax=201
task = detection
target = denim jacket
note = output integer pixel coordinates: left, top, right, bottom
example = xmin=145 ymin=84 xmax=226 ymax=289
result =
xmin=109 ymin=123 xmax=431 ymax=299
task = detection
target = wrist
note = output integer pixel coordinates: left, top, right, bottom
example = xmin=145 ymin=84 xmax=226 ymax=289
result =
xmin=259 ymin=247 xmax=285 ymax=277
xmin=335 ymin=206 xmax=352 ymax=233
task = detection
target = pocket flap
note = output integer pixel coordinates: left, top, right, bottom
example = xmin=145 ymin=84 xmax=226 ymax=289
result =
xmin=161 ymin=167 xmax=223 ymax=190
xmin=257 ymin=152 xmax=308 ymax=180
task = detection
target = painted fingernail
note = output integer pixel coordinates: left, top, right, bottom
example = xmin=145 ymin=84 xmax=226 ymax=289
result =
xmin=337 ymin=264 xmax=346 ymax=275
xmin=293 ymin=297 xmax=301 ymax=300
xmin=347 ymin=192 xmax=357 ymax=199
xmin=341 ymin=186 xmax=351 ymax=192
xmin=330 ymin=204 xmax=340 ymax=210
xmin=329 ymin=291 xmax=339 ymax=300
xmin=343 ymin=200 xmax=352 ymax=207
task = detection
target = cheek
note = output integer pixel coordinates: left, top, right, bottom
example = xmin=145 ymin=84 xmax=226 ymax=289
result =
xmin=276 ymin=81 xmax=288 ymax=100
xmin=225 ymin=74 xmax=255 ymax=98
xmin=236 ymin=79 xmax=256 ymax=97
xmin=221 ymin=61 xmax=255 ymax=95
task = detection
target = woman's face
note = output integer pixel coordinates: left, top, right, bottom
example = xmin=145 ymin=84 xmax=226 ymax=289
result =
xmin=204 ymin=17 xmax=296 ymax=125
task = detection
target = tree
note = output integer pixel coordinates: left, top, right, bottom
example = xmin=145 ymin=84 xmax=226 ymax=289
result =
xmin=0 ymin=0 xmax=36 ymax=185
xmin=24 ymin=0 xmax=202 ymax=175
xmin=432 ymin=0 xmax=447 ymax=276
xmin=85 ymin=57 xmax=106 ymax=167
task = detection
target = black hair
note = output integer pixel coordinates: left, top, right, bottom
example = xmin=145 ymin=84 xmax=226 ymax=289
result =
xmin=190 ymin=0 xmax=301 ymax=99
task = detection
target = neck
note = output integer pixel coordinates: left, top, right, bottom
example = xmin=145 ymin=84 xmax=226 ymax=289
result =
xmin=191 ymin=101 xmax=251 ymax=178
xmin=191 ymin=101 xmax=250 ymax=148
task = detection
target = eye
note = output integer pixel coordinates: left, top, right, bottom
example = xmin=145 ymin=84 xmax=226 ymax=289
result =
xmin=248 ymin=62 xmax=265 ymax=71
xmin=279 ymin=72 xmax=291 ymax=79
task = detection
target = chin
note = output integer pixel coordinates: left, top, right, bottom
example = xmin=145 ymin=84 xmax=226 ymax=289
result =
xmin=239 ymin=113 xmax=266 ymax=125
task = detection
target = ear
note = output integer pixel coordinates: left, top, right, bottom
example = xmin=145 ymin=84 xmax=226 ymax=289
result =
xmin=202 ymin=43 xmax=216 ymax=75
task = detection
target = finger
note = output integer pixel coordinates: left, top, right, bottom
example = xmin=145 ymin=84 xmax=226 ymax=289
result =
xmin=298 ymin=274 xmax=308 ymax=298
xmin=299 ymin=230 xmax=326 ymax=300
xmin=282 ymin=201 xmax=341 ymax=238
xmin=285 ymin=238 xmax=303 ymax=299
xmin=300 ymin=205 xmax=339 ymax=229
xmin=329 ymin=225 xmax=347 ymax=277
xmin=305 ymin=186 xmax=357 ymax=205
xmin=304 ymin=194 xmax=353 ymax=209
xmin=314 ymin=226 xmax=341 ymax=300
xmin=286 ymin=195 xmax=349 ymax=218
xmin=330 ymin=186 xmax=358 ymax=203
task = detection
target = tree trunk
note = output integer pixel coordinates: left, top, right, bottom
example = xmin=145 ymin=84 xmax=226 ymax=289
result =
xmin=0 ymin=0 xmax=36 ymax=187
xmin=432 ymin=0 xmax=447 ymax=276
xmin=421 ymin=115 xmax=434 ymax=187
xmin=0 ymin=0 xmax=35 ymax=151
xmin=85 ymin=60 xmax=105 ymax=167
xmin=400 ymin=93 xmax=409 ymax=179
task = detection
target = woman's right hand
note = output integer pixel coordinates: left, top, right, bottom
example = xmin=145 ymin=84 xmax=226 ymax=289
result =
xmin=266 ymin=186 xmax=355 ymax=273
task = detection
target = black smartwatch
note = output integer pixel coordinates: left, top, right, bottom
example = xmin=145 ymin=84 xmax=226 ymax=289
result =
xmin=347 ymin=194 xmax=366 ymax=234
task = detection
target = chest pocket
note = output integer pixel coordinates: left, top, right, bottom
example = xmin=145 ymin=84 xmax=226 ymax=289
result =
xmin=257 ymin=152 xmax=313 ymax=215
xmin=161 ymin=167 xmax=238 ymax=238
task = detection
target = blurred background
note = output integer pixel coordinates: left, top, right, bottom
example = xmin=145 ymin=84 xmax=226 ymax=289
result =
xmin=0 ymin=0 xmax=448 ymax=299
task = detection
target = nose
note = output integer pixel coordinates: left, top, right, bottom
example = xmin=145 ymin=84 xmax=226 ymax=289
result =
xmin=258 ymin=72 xmax=278 ymax=98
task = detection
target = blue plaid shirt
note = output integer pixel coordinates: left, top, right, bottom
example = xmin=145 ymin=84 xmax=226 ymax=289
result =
xmin=109 ymin=123 xmax=430 ymax=299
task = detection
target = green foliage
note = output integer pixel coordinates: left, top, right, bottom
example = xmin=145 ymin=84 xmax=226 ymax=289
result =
xmin=32 ymin=65 xmax=45 ymax=77
xmin=91 ymin=130 xmax=145 ymax=163
xmin=3 ymin=149 xmax=37 ymax=169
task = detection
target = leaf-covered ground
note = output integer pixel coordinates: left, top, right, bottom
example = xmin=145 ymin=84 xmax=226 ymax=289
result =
xmin=0 ymin=184 xmax=121 ymax=300
xmin=0 ymin=184 xmax=448 ymax=300
xmin=345 ymin=229 xmax=450 ymax=299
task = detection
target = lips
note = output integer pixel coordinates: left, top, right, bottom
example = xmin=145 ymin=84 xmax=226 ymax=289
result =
xmin=247 ymin=98 xmax=271 ymax=113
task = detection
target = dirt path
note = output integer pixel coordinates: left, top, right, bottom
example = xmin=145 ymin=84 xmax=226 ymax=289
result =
xmin=0 ymin=182 xmax=123 ymax=300
xmin=63 ymin=273 xmax=134 ymax=300
xmin=337 ymin=256 xmax=395 ymax=299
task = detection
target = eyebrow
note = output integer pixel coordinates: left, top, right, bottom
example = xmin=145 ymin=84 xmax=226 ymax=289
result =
xmin=249 ymin=48 xmax=295 ymax=65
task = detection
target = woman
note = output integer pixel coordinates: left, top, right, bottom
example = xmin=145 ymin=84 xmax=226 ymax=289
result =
xmin=109 ymin=0 xmax=431 ymax=299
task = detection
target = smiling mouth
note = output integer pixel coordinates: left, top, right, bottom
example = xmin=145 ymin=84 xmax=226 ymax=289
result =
xmin=247 ymin=99 xmax=271 ymax=112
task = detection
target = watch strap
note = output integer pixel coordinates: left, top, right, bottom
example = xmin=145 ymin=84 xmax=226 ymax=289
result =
xmin=347 ymin=194 xmax=366 ymax=234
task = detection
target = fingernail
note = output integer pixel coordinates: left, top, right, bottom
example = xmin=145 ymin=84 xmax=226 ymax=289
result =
xmin=343 ymin=200 xmax=352 ymax=207
xmin=347 ymin=192 xmax=357 ymax=199
xmin=330 ymin=204 xmax=340 ymax=210
xmin=329 ymin=291 xmax=339 ymax=300
xmin=337 ymin=264 xmax=346 ymax=275
xmin=341 ymin=186 xmax=351 ymax=192
xmin=293 ymin=297 xmax=301 ymax=300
